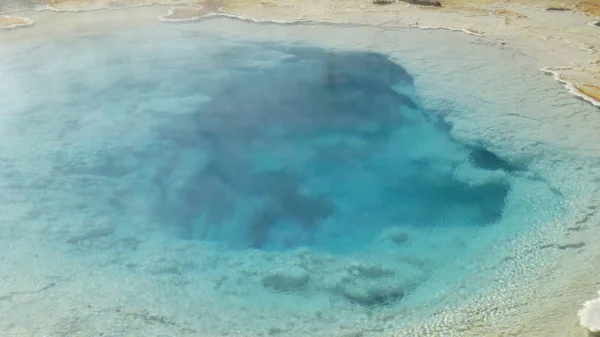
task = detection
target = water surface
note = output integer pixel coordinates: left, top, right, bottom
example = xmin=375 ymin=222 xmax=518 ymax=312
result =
xmin=0 ymin=15 xmax=594 ymax=336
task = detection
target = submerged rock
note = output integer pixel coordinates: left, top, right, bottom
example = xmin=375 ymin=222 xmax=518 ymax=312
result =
xmin=373 ymin=0 xmax=395 ymax=5
xmin=378 ymin=227 xmax=411 ymax=246
xmin=338 ymin=276 xmax=417 ymax=306
xmin=262 ymin=266 xmax=310 ymax=292
xmin=346 ymin=262 xmax=395 ymax=278
xmin=467 ymin=146 xmax=516 ymax=172
xmin=334 ymin=260 xmax=425 ymax=306
xmin=401 ymin=0 xmax=441 ymax=7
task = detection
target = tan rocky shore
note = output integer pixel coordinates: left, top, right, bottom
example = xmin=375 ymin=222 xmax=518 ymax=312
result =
xmin=0 ymin=14 xmax=33 ymax=29
xmin=1 ymin=0 xmax=599 ymax=104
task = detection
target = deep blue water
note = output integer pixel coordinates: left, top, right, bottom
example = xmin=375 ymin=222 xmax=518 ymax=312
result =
xmin=151 ymin=45 xmax=514 ymax=253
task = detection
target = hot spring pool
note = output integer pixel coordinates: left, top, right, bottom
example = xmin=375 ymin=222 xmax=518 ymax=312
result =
xmin=153 ymin=45 xmax=527 ymax=254
xmin=0 ymin=11 xmax=598 ymax=337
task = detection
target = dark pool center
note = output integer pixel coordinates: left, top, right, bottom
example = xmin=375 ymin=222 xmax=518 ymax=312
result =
xmin=147 ymin=45 xmax=526 ymax=254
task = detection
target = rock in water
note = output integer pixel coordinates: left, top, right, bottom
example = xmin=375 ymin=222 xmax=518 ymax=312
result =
xmin=373 ymin=0 xmax=395 ymax=5
xmin=401 ymin=0 xmax=441 ymax=7
xmin=338 ymin=277 xmax=416 ymax=306
xmin=378 ymin=227 xmax=411 ymax=246
xmin=336 ymin=260 xmax=424 ymax=306
xmin=262 ymin=266 xmax=310 ymax=292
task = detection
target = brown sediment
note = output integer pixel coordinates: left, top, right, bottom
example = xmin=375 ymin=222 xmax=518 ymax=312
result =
xmin=0 ymin=15 xmax=33 ymax=29
xmin=577 ymin=84 xmax=600 ymax=101
xmin=199 ymin=0 xmax=222 ymax=13
xmin=416 ymin=0 xmax=600 ymax=19
xmin=576 ymin=1 xmax=600 ymax=16
xmin=490 ymin=9 xmax=528 ymax=20
xmin=438 ymin=7 xmax=526 ymax=18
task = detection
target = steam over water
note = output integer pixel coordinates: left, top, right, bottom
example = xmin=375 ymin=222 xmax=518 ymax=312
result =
xmin=1 ymin=15 xmax=594 ymax=336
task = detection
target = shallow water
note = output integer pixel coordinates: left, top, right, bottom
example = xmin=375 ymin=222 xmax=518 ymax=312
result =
xmin=0 ymin=13 xmax=597 ymax=336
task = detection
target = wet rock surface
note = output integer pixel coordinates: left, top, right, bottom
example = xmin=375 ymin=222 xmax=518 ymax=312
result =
xmin=401 ymin=0 xmax=442 ymax=7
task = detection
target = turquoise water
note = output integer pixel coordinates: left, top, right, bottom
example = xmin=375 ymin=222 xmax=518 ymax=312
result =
xmin=0 ymin=17 xmax=582 ymax=336
xmin=155 ymin=46 xmax=515 ymax=254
